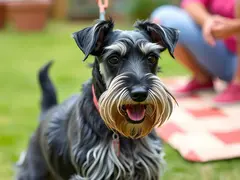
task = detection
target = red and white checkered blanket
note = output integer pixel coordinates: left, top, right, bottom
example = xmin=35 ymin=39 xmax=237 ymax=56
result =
xmin=156 ymin=77 xmax=240 ymax=162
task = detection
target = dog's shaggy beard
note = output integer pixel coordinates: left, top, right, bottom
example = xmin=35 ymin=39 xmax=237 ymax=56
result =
xmin=98 ymin=73 xmax=176 ymax=139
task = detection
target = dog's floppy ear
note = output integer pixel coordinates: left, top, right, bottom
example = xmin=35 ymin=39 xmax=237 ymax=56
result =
xmin=72 ymin=19 xmax=114 ymax=61
xmin=135 ymin=20 xmax=179 ymax=58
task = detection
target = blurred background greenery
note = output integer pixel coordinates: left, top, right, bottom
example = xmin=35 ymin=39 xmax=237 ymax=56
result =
xmin=67 ymin=0 xmax=181 ymax=21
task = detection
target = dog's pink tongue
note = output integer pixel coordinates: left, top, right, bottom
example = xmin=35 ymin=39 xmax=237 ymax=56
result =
xmin=126 ymin=104 xmax=145 ymax=121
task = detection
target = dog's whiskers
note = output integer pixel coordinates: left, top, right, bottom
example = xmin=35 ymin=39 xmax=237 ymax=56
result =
xmin=98 ymin=72 xmax=176 ymax=139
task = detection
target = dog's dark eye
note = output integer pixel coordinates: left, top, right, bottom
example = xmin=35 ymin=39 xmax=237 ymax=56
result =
xmin=147 ymin=54 xmax=158 ymax=65
xmin=108 ymin=56 xmax=119 ymax=65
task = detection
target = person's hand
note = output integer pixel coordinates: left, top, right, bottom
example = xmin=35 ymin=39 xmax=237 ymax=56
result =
xmin=211 ymin=17 xmax=236 ymax=39
xmin=202 ymin=15 xmax=235 ymax=46
xmin=202 ymin=15 xmax=222 ymax=46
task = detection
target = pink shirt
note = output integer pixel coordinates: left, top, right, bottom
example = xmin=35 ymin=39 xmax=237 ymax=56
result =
xmin=181 ymin=0 xmax=236 ymax=53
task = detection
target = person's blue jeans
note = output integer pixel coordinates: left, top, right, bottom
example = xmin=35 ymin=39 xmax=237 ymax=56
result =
xmin=150 ymin=5 xmax=237 ymax=82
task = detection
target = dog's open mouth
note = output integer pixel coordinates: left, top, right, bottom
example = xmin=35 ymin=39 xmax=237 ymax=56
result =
xmin=122 ymin=104 xmax=147 ymax=124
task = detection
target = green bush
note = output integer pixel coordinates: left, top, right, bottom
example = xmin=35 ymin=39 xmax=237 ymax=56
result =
xmin=128 ymin=0 xmax=168 ymax=20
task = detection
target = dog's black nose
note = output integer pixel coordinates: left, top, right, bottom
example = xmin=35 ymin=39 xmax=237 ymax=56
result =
xmin=130 ymin=86 xmax=148 ymax=102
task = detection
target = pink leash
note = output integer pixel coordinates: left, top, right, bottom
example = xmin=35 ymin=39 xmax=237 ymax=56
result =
xmin=96 ymin=0 xmax=109 ymax=20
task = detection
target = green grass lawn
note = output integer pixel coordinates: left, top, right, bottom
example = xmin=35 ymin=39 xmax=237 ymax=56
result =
xmin=0 ymin=20 xmax=239 ymax=180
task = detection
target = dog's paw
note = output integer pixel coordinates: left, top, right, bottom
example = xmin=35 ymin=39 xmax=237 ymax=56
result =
xmin=69 ymin=175 xmax=87 ymax=180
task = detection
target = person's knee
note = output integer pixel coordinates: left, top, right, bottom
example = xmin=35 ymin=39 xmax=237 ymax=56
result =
xmin=150 ymin=5 xmax=191 ymax=31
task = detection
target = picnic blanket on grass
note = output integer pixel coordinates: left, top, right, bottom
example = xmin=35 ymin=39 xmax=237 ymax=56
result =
xmin=155 ymin=77 xmax=240 ymax=162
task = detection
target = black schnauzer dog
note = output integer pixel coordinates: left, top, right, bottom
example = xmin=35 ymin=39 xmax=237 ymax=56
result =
xmin=16 ymin=19 xmax=179 ymax=180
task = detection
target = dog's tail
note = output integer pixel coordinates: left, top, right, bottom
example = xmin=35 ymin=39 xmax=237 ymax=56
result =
xmin=38 ymin=60 xmax=58 ymax=119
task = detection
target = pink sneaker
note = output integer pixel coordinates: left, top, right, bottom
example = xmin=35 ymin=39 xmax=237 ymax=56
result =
xmin=214 ymin=83 xmax=240 ymax=105
xmin=174 ymin=78 xmax=214 ymax=96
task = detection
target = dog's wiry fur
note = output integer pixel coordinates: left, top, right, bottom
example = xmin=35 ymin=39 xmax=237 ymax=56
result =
xmin=98 ymin=72 xmax=174 ymax=138
xmin=16 ymin=19 xmax=179 ymax=180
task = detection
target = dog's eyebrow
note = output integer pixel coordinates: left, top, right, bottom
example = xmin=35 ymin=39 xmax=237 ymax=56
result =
xmin=138 ymin=42 xmax=163 ymax=55
xmin=105 ymin=42 xmax=128 ymax=56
